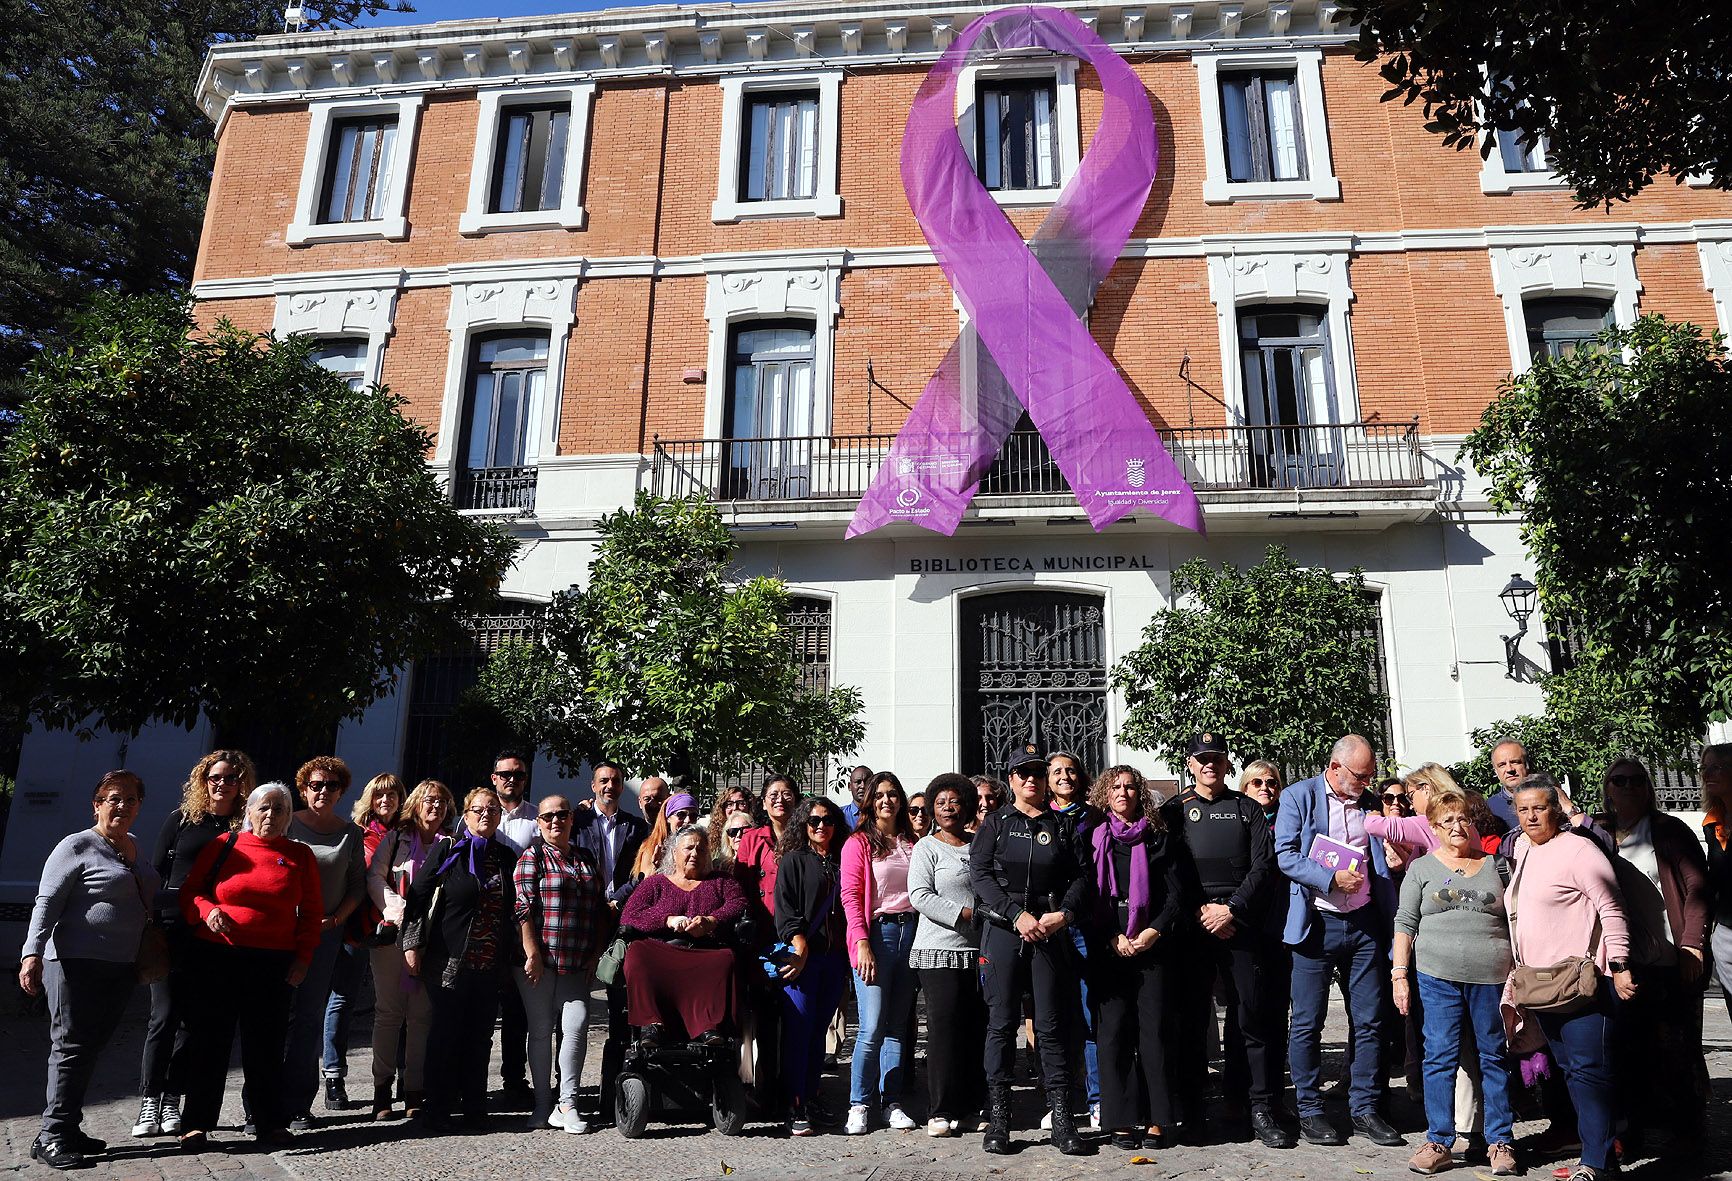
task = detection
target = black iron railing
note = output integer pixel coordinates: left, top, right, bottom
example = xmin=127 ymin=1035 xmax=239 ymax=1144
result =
xmin=456 ymin=465 xmax=538 ymax=512
xmin=650 ymin=420 xmax=1424 ymax=503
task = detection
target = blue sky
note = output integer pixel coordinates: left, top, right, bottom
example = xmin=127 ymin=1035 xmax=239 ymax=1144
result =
xmin=361 ymin=0 xmax=636 ymax=25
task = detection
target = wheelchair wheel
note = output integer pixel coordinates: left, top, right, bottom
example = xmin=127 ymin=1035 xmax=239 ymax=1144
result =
xmin=712 ymin=1068 xmax=748 ymax=1137
xmin=616 ymin=1074 xmax=650 ymax=1139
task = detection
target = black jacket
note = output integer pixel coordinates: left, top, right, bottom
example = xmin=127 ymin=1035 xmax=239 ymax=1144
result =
xmin=1088 ymin=826 xmax=1192 ymax=946
xmin=573 ymin=806 xmax=649 ymax=902
xmin=151 ymin=809 xmax=236 ymax=926
xmin=969 ymin=804 xmax=1092 ymax=928
xmin=1160 ymin=787 xmax=1276 ymax=923
xmin=774 ymin=846 xmax=843 ymax=956
xmin=401 ymin=834 xmax=520 ymax=988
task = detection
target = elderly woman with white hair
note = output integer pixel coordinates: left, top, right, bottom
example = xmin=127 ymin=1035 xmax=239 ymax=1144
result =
xmin=175 ymin=782 xmax=323 ymax=1151
xmin=617 ymin=824 xmax=749 ymax=1047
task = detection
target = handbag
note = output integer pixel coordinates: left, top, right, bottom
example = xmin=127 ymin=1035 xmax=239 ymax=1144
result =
xmin=594 ymin=936 xmax=628 ymax=986
xmin=1505 ymin=844 xmax=1600 ymax=1014
xmin=128 ymin=855 xmax=171 ymax=985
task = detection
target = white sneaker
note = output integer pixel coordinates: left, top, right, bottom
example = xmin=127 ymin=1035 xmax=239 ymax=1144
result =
xmin=886 ymin=1104 xmax=916 ymax=1131
xmin=926 ymin=1116 xmax=952 ymax=1137
xmin=132 ymin=1095 xmax=161 ymax=1137
xmin=845 ymin=1104 xmax=870 ymax=1135
xmin=159 ymin=1095 xmax=182 ymax=1135
xmin=1040 ymin=1108 xmax=1053 ymax=1130
xmin=555 ymin=1103 xmax=590 ymax=1135
xmin=1088 ymin=1103 xmax=1101 ymax=1131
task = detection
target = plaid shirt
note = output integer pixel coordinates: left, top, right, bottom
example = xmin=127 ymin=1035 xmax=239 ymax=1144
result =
xmin=512 ymin=841 xmax=605 ymax=975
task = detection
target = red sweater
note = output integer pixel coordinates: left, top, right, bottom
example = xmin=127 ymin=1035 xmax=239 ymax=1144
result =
xmin=181 ymin=832 xmax=324 ymax=964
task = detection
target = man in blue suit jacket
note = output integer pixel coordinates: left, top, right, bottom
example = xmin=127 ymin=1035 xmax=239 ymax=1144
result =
xmin=1274 ymin=733 xmax=1405 ymax=1149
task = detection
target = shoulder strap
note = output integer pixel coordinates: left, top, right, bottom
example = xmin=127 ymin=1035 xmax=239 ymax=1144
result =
xmin=1494 ymin=852 xmax=1513 ymax=891
xmin=202 ymin=831 xmax=241 ymax=896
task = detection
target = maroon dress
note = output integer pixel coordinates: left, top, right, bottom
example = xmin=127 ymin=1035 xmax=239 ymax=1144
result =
xmin=618 ymin=873 xmax=748 ymax=1037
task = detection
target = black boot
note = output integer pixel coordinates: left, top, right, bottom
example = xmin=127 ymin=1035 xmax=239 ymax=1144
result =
xmin=983 ymin=1083 xmax=1013 ymax=1155
xmin=1048 ymin=1088 xmax=1089 ymax=1156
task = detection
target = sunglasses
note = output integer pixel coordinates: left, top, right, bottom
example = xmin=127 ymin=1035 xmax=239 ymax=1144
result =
xmin=492 ymin=769 xmax=527 ymax=780
xmin=1381 ymin=792 xmax=1408 ymax=805
xmin=908 ymin=806 xmax=929 ymax=817
xmin=1242 ymin=778 xmax=1275 ymax=790
xmin=671 ymin=810 xmax=699 ymax=825
xmin=207 ymin=773 xmax=243 ymax=785
xmin=306 ymin=779 xmax=342 ymax=792
xmin=806 ymin=814 xmax=837 ymax=829
xmin=1606 ymin=773 xmax=1645 ymax=788
xmin=538 ymin=809 xmax=571 ymax=823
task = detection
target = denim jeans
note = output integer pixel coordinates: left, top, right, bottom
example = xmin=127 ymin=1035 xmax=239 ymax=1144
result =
xmin=1537 ymin=982 xmax=1618 ymax=1170
xmin=1414 ymin=972 xmax=1515 ymax=1146
xmin=849 ymin=915 xmax=918 ymax=1107
xmin=322 ymin=940 xmax=373 ymax=1079
xmin=1068 ymin=925 xmax=1100 ymax=1107
xmin=282 ymin=926 xmax=344 ymax=1117
xmin=1289 ymin=908 xmax=1386 ymax=1118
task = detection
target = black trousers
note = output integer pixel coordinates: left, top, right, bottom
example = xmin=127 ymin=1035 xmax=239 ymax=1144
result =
xmin=42 ymin=959 xmax=136 ymax=1138
xmin=918 ymin=965 xmax=986 ymax=1121
xmin=139 ymin=923 xmax=191 ymax=1097
xmin=981 ymin=924 xmax=1075 ymax=1092
xmin=1094 ymin=947 xmax=1173 ymax=1131
xmin=180 ymin=940 xmax=294 ymax=1134
xmin=428 ymin=970 xmax=499 ymax=1120
xmin=498 ymin=974 xmax=527 ymax=1088
xmin=1171 ymin=925 xmax=1284 ymax=1110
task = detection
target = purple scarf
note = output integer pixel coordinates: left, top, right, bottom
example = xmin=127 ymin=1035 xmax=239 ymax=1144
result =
xmin=1092 ymin=814 xmax=1153 ymax=937
xmin=436 ymin=832 xmax=490 ymax=879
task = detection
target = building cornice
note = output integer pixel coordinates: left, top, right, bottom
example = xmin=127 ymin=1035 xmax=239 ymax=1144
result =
xmin=188 ymin=218 xmax=1729 ymax=301
xmin=195 ymin=0 xmax=1356 ymax=126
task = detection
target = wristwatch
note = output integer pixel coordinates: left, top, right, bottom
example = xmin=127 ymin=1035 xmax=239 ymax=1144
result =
xmin=1608 ymin=959 xmax=1629 ymax=973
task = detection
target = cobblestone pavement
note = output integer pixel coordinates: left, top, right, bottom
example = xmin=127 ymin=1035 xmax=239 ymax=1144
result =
xmin=6 ymin=986 xmax=1732 ymax=1181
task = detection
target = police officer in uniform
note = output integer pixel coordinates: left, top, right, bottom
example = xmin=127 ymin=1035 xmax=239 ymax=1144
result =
xmin=970 ymin=745 xmax=1093 ymax=1157
xmin=1161 ymin=732 xmax=1296 ymax=1149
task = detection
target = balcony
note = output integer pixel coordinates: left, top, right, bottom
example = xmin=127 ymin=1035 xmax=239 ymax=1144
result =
xmin=650 ymin=421 xmax=1428 ymax=518
xmin=456 ymin=464 xmax=538 ymax=513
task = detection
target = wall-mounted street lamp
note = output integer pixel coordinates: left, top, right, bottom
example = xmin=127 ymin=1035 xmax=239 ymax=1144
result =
xmin=1498 ymin=573 xmax=1538 ymax=680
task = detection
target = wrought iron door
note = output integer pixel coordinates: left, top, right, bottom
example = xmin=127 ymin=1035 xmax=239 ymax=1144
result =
xmin=961 ymin=591 xmax=1109 ymax=779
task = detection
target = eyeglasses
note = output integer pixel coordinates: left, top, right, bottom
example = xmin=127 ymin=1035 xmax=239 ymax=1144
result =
xmin=1242 ymin=778 xmax=1275 ymax=790
xmin=724 ymin=798 xmax=752 ymax=812
xmin=806 ymin=815 xmax=837 ymax=829
xmin=207 ymin=773 xmax=243 ymax=785
xmin=467 ymin=806 xmax=503 ymax=817
xmin=1438 ymin=816 xmax=1473 ymax=829
xmin=538 ymin=809 xmax=571 ymax=823
xmin=95 ymin=795 xmax=139 ymax=808
xmin=1606 ymin=773 xmax=1645 ymax=789
xmin=1381 ymin=792 xmax=1408 ymax=805
xmin=306 ymin=779 xmax=342 ymax=792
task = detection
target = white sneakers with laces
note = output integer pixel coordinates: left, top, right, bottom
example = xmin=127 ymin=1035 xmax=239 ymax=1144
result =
xmin=886 ymin=1104 xmax=917 ymax=1131
xmin=159 ymin=1095 xmax=182 ymax=1135
xmin=845 ymin=1104 xmax=870 ymax=1135
xmin=132 ymin=1096 xmax=161 ymax=1137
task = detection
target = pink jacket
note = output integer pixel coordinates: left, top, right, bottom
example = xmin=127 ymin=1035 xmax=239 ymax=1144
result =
xmin=1508 ymin=830 xmax=1630 ymax=971
xmin=840 ymin=832 xmax=914 ymax=972
xmin=1364 ymin=813 xmax=1439 ymax=853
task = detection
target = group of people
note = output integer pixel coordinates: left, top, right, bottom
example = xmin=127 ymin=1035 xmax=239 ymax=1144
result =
xmin=20 ymin=735 xmax=1730 ymax=1181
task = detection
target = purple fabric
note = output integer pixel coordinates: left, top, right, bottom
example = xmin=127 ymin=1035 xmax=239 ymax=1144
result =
xmin=1092 ymin=814 xmax=1153 ymax=936
xmin=665 ymin=793 xmax=698 ymax=818
xmin=848 ymin=6 xmax=1201 ymax=538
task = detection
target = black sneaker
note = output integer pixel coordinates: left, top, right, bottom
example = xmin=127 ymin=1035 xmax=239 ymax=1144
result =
xmin=324 ymin=1077 xmax=350 ymax=1111
xmin=287 ymin=1113 xmax=314 ymax=1132
xmin=30 ymin=1135 xmax=84 ymax=1170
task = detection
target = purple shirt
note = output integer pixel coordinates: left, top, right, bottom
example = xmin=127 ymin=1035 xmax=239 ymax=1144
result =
xmin=1315 ymin=783 xmax=1371 ymax=914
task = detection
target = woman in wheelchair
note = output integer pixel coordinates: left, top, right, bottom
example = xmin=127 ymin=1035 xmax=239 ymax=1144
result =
xmin=616 ymin=825 xmax=749 ymax=1048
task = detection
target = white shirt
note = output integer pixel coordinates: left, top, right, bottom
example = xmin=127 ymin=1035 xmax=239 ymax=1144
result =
xmin=496 ymin=798 xmax=538 ymax=855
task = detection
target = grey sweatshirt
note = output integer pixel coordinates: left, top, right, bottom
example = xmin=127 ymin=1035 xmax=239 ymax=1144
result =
xmin=24 ymin=829 xmax=161 ymax=963
xmin=908 ymin=834 xmax=978 ymax=966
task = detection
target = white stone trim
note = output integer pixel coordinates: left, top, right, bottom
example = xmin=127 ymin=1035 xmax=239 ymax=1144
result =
xmin=1204 ymin=238 xmax=1357 ymax=424
xmin=433 ymin=273 xmax=580 ymax=481
xmin=1487 ymin=241 xmax=1641 ymax=372
xmin=1194 ymin=48 xmax=1340 ymax=205
xmin=701 ymin=252 xmax=845 ymax=438
xmin=711 ymin=70 xmax=843 ymax=223
xmin=1477 ymin=130 xmax=1569 ymax=195
xmin=287 ymin=95 xmax=423 ymax=246
xmin=458 ymin=82 xmax=597 ymax=235
xmin=955 ymin=56 xmax=1081 ymax=209
xmin=1694 ymin=221 xmax=1732 ymax=338
xmin=272 ymin=280 xmax=402 ymax=387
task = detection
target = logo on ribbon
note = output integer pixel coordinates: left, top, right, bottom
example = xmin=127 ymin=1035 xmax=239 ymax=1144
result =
xmin=847 ymin=6 xmax=1203 ymax=539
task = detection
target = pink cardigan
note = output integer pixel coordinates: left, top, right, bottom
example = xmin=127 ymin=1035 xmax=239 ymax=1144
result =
xmin=839 ymin=832 xmax=914 ymax=971
xmin=1508 ymin=830 xmax=1631 ymax=971
xmin=1364 ymin=813 xmax=1439 ymax=853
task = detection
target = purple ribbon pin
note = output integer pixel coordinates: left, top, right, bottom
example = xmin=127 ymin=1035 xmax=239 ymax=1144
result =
xmin=848 ymin=5 xmax=1203 ymax=539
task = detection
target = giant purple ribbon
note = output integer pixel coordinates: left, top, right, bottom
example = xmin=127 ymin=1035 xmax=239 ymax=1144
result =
xmin=848 ymin=6 xmax=1203 ymax=538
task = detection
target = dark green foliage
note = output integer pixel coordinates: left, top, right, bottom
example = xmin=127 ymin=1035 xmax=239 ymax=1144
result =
xmin=0 ymin=0 xmax=410 ymax=401
xmin=474 ymin=492 xmax=866 ymax=785
xmin=1342 ymin=0 xmax=1732 ymax=206
xmin=0 ymin=293 xmax=516 ymax=739
xmin=1112 ymin=545 xmax=1389 ymax=777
